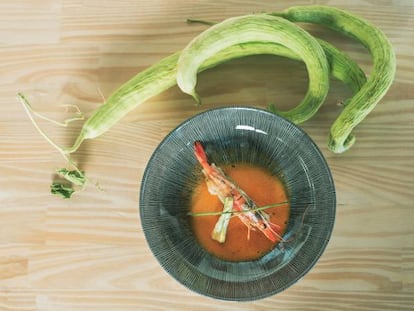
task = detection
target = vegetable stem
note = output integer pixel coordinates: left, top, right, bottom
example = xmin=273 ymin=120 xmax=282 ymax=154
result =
xmin=18 ymin=93 xmax=73 ymax=165
xmin=186 ymin=18 xmax=217 ymax=26
xmin=188 ymin=201 xmax=289 ymax=217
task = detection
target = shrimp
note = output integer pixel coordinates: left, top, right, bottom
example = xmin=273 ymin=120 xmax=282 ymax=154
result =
xmin=193 ymin=141 xmax=283 ymax=243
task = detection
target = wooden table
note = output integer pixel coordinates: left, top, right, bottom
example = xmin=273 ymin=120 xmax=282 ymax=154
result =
xmin=1 ymin=1 xmax=413 ymax=310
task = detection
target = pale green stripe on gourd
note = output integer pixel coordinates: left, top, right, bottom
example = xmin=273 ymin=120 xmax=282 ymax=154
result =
xmin=317 ymin=39 xmax=366 ymax=94
xmin=273 ymin=5 xmax=396 ymax=153
xmin=177 ymin=14 xmax=330 ymax=124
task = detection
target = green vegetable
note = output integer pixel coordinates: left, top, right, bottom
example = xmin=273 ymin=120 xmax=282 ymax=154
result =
xmin=50 ymin=183 xmax=75 ymax=199
xmin=49 ymin=169 xmax=87 ymax=198
xmin=177 ymin=14 xmax=330 ymax=124
xmin=21 ymin=38 xmax=363 ymax=158
xmin=211 ymin=197 xmax=233 ymax=243
xmin=56 ymin=168 xmax=86 ymax=187
xmin=272 ymin=5 xmax=396 ymax=152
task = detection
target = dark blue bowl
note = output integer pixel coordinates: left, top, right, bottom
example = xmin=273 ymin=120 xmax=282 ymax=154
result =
xmin=140 ymin=107 xmax=336 ymax=301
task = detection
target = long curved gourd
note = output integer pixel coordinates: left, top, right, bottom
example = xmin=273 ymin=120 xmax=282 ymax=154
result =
xmin=176 ymin=14 xmax=330 ymax=124
xmin=273 ymin=5 xmax=396 ymax=153
xmin=60 ymin=37 xmax=364 ymax=155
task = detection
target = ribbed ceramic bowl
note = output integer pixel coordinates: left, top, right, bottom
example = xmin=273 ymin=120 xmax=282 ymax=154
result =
xmin=140 ymin=107 xmax=335 ymax=301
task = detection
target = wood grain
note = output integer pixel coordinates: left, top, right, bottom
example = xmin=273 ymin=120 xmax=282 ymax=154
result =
xmin=1 ymin=0 xmax=414 ymax=310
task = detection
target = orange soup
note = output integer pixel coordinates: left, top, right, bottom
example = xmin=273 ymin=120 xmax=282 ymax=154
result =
xmin=190 ymin=163 xmax=289 ymax=262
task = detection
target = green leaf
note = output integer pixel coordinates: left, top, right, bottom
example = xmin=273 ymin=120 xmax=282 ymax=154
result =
xmin=51 ymin=183 xmax=75 ymax=199
xmin=56 ymin=168 xmax=86 ymax=186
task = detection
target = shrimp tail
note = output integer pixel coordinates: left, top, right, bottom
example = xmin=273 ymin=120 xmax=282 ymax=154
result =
xmin=261 ymin=222 xmax=283 ymax=243
xmin=269 ymin=222 xmax=282 ymax=233
xmin=262 ymin=229 xmax=279 ymax=243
